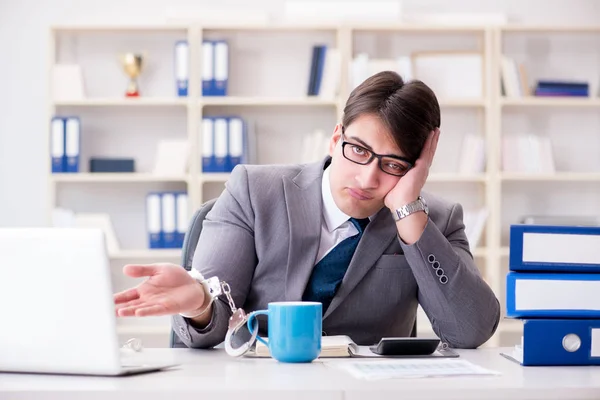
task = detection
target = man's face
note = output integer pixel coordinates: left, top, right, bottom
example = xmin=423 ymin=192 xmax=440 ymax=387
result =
xmin=327 ymin=114 xmax=406 ymax=219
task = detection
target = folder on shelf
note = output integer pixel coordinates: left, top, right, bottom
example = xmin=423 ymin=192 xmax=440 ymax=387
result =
xmin=175 ymin=40 xmax=189 ymax=97
xmin=50 ymin=117 xmax=65 ymax=173
xmin=202 ymin=40 xmax=214 ymax=96
xmin=175 ymin=192 xmax=188 ymax=248
xmin=501 ymin=319 xmax=600 ymax=366
xmin=319 ymin=47 xmax=341 ymax=99
xmin=307 ymin=45 xmax=326 ymax=96
xmin=64 ymin=117 xmax=80 ymax=173
xmin=509 ymin=224 xmax=600 ymax=272
xmin=228 ymin=117 xmax=246 ymax=171
xmin=213 ymin=40 xmax=228 ymax=96
xmin=314 ymin=45 xmax=327 ymax=96
xmin=146 ymin=192 xmax=163 ymax=249
xmin=213 ymin=117 xmax=228 ymax=172
xmin=506 ymin=271 xmax=600 ymax=318
xmin=201 ymin=117 xmax=216 ymax=172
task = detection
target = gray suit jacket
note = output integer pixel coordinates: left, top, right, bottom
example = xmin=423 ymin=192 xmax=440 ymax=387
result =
xmin=172 ymin=158 xmax=500 ymax=349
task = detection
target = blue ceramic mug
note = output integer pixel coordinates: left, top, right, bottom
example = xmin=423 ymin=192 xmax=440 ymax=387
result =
xmin=246 ymin=301 xmax=322 ymax=363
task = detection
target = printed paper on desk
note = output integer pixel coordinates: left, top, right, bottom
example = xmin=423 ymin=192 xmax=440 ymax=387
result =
xmin=327 ymin=358 xmax=500 ymax=380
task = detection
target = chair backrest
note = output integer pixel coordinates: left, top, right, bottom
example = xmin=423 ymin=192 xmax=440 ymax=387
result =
xmin=180 ymin=198 xmax=218 ymax=272
xmin=170 ymin=198 xmax=217 ymax=348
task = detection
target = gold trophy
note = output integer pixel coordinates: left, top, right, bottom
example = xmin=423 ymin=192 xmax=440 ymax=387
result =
xmin=121 ymin=53 xmax=143 ymax=97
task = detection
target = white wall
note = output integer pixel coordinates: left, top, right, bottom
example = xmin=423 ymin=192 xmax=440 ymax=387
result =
xmin=1 ymin=0 xmax=599 ymax=227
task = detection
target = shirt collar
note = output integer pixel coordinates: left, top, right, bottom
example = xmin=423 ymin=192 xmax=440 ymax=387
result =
xmin=321 ymin=167 xmax=352 ymax=232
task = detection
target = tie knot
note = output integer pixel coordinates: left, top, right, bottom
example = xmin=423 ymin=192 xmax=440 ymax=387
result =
xmin=350 ymin=217 xmax=370 ymax=233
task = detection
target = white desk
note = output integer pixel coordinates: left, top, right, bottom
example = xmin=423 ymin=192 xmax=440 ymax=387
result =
xmin=2 ymin=347 xmax=600 ymax=400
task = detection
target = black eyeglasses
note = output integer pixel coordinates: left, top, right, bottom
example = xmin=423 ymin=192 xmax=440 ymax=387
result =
xmin=340 ymin=127 xmax=413 ymax=177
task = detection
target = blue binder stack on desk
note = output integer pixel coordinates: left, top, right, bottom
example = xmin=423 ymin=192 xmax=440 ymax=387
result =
xmin=502 ymin=224 xmax=600 ymax=366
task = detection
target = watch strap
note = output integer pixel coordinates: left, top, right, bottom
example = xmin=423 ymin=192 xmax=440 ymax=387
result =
xmin=393 ymin=196 xmax=428 ymax=221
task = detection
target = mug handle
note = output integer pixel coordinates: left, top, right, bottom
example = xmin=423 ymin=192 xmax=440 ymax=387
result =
xmin=246 ymin=310 xmax=269 ymax=346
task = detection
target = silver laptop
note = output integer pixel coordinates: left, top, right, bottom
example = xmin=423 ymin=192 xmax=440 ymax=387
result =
xmin=0 ymin=228 xmax=178 ymax=376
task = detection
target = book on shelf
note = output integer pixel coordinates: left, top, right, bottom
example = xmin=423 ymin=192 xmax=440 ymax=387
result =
xmin=246 ymin=335 xmax=458 ymax=359
xmin=307 ymin=45 xmax=340 ymax=98
xmin=500 ymin=56 xmax=530 ymax=97
xmin=463 ymin=208 xmax=488 ymax=251
xmin=458 ymin=134 xmax=485 ymax=174
xmin=52 ymin=209 xmax=121 ymax=256
xmin=501 ymin=134 xmax=555 ymax=173
xmin=300 ymin=129 xmax=329 ymax=164
xmin=534 ymin=80 xmax=590 ymax=97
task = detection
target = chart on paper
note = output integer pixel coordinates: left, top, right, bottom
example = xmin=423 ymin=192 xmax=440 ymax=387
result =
xmin=328 ymin=358 xmax=500 ymax=380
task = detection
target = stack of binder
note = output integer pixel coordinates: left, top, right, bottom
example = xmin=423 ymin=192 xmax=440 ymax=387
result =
xmin=50 ymin=116 xmax=80 ymax=173
xmin=202 ymin=40 xmax=228 ymax=96
xmin=502 ymin=224 xmax=600 ymax=366
xmin=146 ymin=191 xmax=188 ymax=249
xmin=173 ymin=39 xmax=228 ymax=97
xmin=201 ymin=116 xmax=248 ymax=173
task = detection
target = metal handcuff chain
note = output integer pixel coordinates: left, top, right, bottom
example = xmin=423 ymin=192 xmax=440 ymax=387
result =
xmin=221 ymin=281 xmax=259 ymax=357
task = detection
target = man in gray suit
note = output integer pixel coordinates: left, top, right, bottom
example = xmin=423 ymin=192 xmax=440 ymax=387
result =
xmin=115 ymin=71 xmax=500 ymax=349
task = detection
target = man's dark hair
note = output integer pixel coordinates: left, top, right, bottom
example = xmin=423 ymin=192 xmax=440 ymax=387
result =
xmin=342 ymin=71 xmax=441 ymax=163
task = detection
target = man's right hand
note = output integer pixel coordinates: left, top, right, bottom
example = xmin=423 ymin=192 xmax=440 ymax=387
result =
xmin=114 ymin=263 xmax=207 ymax=318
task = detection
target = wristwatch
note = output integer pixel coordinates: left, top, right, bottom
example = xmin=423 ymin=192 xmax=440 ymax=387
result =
xmin=179 ymin=268 xmax=222 ymax=318
xmin=392 ymin=196 xmax=429 ymax=221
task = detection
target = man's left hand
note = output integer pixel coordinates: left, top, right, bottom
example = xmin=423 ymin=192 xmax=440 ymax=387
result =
xmin=384 ymin=128 xmax=440 ymax=211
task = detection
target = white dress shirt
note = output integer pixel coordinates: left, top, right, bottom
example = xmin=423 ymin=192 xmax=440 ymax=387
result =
xmin=316 ymin=167 xmax=369 ymax=264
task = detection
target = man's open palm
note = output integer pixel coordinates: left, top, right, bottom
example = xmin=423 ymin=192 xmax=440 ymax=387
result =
xmin=114 ymin=263 xmax=205 ymax=317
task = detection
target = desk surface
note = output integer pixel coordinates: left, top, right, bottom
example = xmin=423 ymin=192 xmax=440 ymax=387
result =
xmin=2 ymin=347 xmax=600 ymax=400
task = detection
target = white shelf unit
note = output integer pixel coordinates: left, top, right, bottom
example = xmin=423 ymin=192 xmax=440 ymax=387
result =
xmin=495 ymin=26 xmax=600 ymax=348
xmin=47 ymin=22 xmax=600 ymax=348
xmin=48 ymin=25 xmax=195 ymax=278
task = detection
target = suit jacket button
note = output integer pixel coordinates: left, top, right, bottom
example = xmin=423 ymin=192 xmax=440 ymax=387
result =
xmin=427 ymin=254 xmax=436 ymax=263
xmin=435 ymin=268 xmax=444 ymax=277
xmin=432 ymin=260 xmax=440 ymax=269
xmin=439 ymin=275 xmax=448 ymax=284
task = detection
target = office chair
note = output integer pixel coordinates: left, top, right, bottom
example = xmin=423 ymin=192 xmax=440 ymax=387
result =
xmin=170 ymin=198 xmax=217 ymax=348
xmin=169 ymin=197 xmax=416 ymax=347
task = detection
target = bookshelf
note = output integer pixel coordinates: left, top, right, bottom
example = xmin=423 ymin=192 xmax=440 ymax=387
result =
xmin=495 ymin=25 xmax=600 ymax=348
xmin=47 ymin=22 xmax=600 ymax=348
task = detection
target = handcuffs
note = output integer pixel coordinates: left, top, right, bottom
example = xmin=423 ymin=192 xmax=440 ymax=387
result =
xmin=182 ymin=268 xmax=258 ymax=357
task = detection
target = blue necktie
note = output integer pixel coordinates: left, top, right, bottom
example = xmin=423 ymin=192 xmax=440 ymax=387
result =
xmin=303 ymin=217 xmax=370 ymax=313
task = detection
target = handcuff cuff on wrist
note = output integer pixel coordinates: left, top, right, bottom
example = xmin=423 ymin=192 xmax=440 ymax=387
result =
xmin=182 ymin=268 xmax=258 ymax=357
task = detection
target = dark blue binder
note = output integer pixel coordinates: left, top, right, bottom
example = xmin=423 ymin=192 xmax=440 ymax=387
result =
xmin=509 ymin=224 xmax=600 ymax=272
xmin=50 ymin=117 xmax=65 ymax=173
xmin=213 ymin=40 xmax=228 ymax=96
xmin=227 ymin=116 xmax=246 ymax=172
xmin=175 ymin=40 xmax=189 ymax=97
xmin=174 ymin=191 xmax=188 ymax=248
xmin=501 ymin=319 xmax=600 ymax=366
xmin=146 ymin=192 xmax=163 ymax=249
xmin=64 ymin=117 xmax=80 ymax=173
xmin=202 ymin=40 xmax=215 ymax=96
xmin=201 ymin=117 xmax=217 ymax=173
xmin=161 ymin=192 xmax=178 ymax=248
xmin=213 ymin=117 xmax=228 ymax=172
